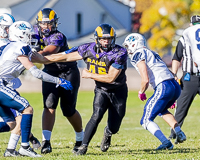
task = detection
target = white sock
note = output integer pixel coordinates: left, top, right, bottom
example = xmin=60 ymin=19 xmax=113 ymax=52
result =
xmin=21 ymin=142 xmax=30 ymax=147
xmin=146 ymin=121 xmax=160 ymax=134
xmin=42 ymin=130 xmax=52 ymax=141
xmin=147 ymin=121 xmax=168 ymax=143
xmin=7 ymin=133 xmax=20 ymax=149
xmin=75 ymin=130 xmax=84 ymax=141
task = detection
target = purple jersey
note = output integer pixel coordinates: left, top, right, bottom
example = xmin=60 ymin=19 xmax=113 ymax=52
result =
xmin=33 ymin=25 xmax=77 ymax=72
xmin=78 ymin=42 xmax=127 ymax=90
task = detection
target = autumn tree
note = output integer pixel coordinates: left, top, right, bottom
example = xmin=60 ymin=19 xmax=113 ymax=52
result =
xmin=139 ymin=0 xmax=200 ymax=57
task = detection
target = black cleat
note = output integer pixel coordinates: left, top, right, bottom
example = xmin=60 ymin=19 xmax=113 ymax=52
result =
xmin=75 ymin=144 xmax=88 ymax=155
xmin=72 ymin=141 xmax=82 ymax=153
xmin=29 ymin=135 xmax=41 ymax=149
xmin=41 ymin=140 xmax=52 ymax=154
xmin=168 ymin=132 xmax=176 ymax=140
xmin=100 ymin=126 xmax=112 ymax=152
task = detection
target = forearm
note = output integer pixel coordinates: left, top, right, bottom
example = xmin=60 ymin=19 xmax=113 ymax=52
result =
xmin=82 ymin=67 xmax=121 ymax=83
xmin=44 ymin=53 xmax=68 ymax=62
xmin=139 ymin=80 xmax=149 ymax=93
xmin=44 ymin=51 xmax=82 ymax=63
xmin=29 ymin=66 xmax=59 ymax=84
xmin=172 ymin=60 xmax=181 ymax=75
xmin=89 ymin=73 xmax=115 ymax=83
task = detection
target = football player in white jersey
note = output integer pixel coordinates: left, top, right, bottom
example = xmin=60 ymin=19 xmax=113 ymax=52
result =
xmin=0 ymin=13 xmax=41 ymax=157
xmin=123 ymin=33 xmax=186 ymax=150
xmin=0 ymin=20 xmax=73 ymax=157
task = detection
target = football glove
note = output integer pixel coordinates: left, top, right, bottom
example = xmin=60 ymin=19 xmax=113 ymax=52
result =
xmin=65 ymin=46 xmax=78 ymax=54
xmin=138 ymin=91 xmax=147 ymax=101
xmin=169 ymin=102 xmax=176 ymax=109
xmin=57 ymin=78 xmax=73 ymax=90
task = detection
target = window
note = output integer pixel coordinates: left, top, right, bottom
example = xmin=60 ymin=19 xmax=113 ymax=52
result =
xmin=77 ymin=13 xmax=81 ymax=34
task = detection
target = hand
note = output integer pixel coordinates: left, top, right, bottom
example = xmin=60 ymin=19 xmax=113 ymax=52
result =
xmin=82 ymin=68 xmax=91 ymax=79
xmin=169 ymin=102 xmax=176 ymax=109
xmin=174 ymin=76 xmax=179 ymax=82
xmin=138 ymin=91 xmax=147 ymax=101
xmin=65 ymin=46 xmax=78 ymax=54
xmin=31 ymin=50 xmax=46 ymax=63
xmin=58 ymin=78 xmax=73 ymax=90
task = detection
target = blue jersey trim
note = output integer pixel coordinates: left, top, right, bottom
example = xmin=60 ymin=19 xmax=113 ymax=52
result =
xmin=112 ymin=63 xmax=124 ymax=69
xmin=20 ymin=45 xmax=31 ymax=56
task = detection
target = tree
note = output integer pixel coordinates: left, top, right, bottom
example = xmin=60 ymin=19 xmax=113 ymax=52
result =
xmin=139 ymin=0 xmax=200 ymax=57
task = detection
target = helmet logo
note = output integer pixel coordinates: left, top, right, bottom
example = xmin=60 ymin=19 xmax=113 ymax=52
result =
xmin=17 ymin=23 xmax=31 ymax=30
xmin=127 ymin=36 xmax=136 ymax=42
xmin=0 ymin=16 xmax=7 ymax=22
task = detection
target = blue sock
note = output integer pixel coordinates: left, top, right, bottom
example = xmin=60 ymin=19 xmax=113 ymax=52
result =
xmin=154 ymin=130 xmax=168 ymax=143
xmin=174 ymin=126 xmax=181 ymax=133
xmin=0 ymin=122 xmax=10 ymax=132
xmin=21 ymin=114 xmax=32 ymax=144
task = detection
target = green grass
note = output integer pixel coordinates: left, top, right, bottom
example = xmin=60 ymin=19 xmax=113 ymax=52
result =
xmin=0 ymin=91 xmax=200 ymax=159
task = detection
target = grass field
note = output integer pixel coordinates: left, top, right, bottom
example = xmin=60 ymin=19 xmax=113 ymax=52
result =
xmin=0 ymin=91 xmax=200 ymax=160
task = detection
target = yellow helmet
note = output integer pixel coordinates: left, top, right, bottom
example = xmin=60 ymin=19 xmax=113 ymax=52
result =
xmin=36 ymin=8 xmax=58 ymax=36
xmin=94 ymin=23 xmax=116 ymax=52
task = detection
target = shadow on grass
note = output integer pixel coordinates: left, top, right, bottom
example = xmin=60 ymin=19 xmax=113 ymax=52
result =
xmin=84 ymin=147 xmax=199 ymax=156
xmin=53 ymin=143 xmax=200 ymax=156
xmin=82 ymin=144 xmax=200 ymax=156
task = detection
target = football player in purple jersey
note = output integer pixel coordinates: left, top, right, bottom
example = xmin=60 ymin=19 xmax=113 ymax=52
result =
xmin=32 ymin=23 xmax=128 ymax=155
xmin=32 ymin=8 xmax=84 ymax=154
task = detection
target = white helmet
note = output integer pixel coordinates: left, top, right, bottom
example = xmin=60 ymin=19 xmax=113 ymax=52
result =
xmin=0 ymin=13 xmax=15 ymax=38
xmin=123 ymin=33 xmax=147 ymax=58
xmin=9 ymin=21 xmax=34 ymax=44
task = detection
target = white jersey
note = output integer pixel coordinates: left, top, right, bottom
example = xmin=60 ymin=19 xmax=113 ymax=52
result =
xmin=0 ymin=38 xmax=10 ymax=56
xmin=182 ymin=24 xmax=200 ymax=71
xmin=0 ymin=41 xmax=32 ymax=85
xmin=130 ymin=48 xmax=174 ymax=89
xmin=0 ymin=38 xmax=10 ymax=47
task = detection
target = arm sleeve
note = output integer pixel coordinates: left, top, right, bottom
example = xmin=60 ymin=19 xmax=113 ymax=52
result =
xmin=29 ymin=66 xmax=59 ymax=84
xmin=172 ymin=38 xmax=184 ymax=62
xmin=111 ymin=47 xmax=128 ymax=69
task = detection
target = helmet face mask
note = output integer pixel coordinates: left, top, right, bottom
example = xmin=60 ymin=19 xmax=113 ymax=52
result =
xmin=9 ymin=21 xmax=34 ymax=45
xmin=0 ymin=13 xmax=15 ymax=38
xmin=123 ymin=33 xmax=146 ymax=59
xmin=36 ymin=8 xmax=58 ymax=37
xmin=94 ymin=23 xmax=116 ymax=52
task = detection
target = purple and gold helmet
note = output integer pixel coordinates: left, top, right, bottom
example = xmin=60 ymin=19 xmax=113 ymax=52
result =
xmin=36 ymin=8 xmax=58 ymax=36
xmin=94 ymin=23 xmax=116 ymax=52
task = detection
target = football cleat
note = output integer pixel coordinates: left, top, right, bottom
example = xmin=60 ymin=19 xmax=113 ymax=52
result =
xmin=74 ymin=144 xmax=88 ymax=155
xmin=175 ymin=130 xmax=186 ymax=144
xmin=100 ymin=126 xmax=112 ymax=152
xmin=19 ymin=146 xmax=42 ymax=157
xmin=168 ymin=133 xmax=176 ymax=140
xmin=29 ymin=135 xmax=41 ymax=149
xmin=156 ymin=140 xmax=174 ymax=150
xmin=72 ymin=141 xmax=82 ymax=153
xmin=41 ymin=140 xmax=52 ymax=154
xmin=4 ymin=149 xmax=19 ymax=157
